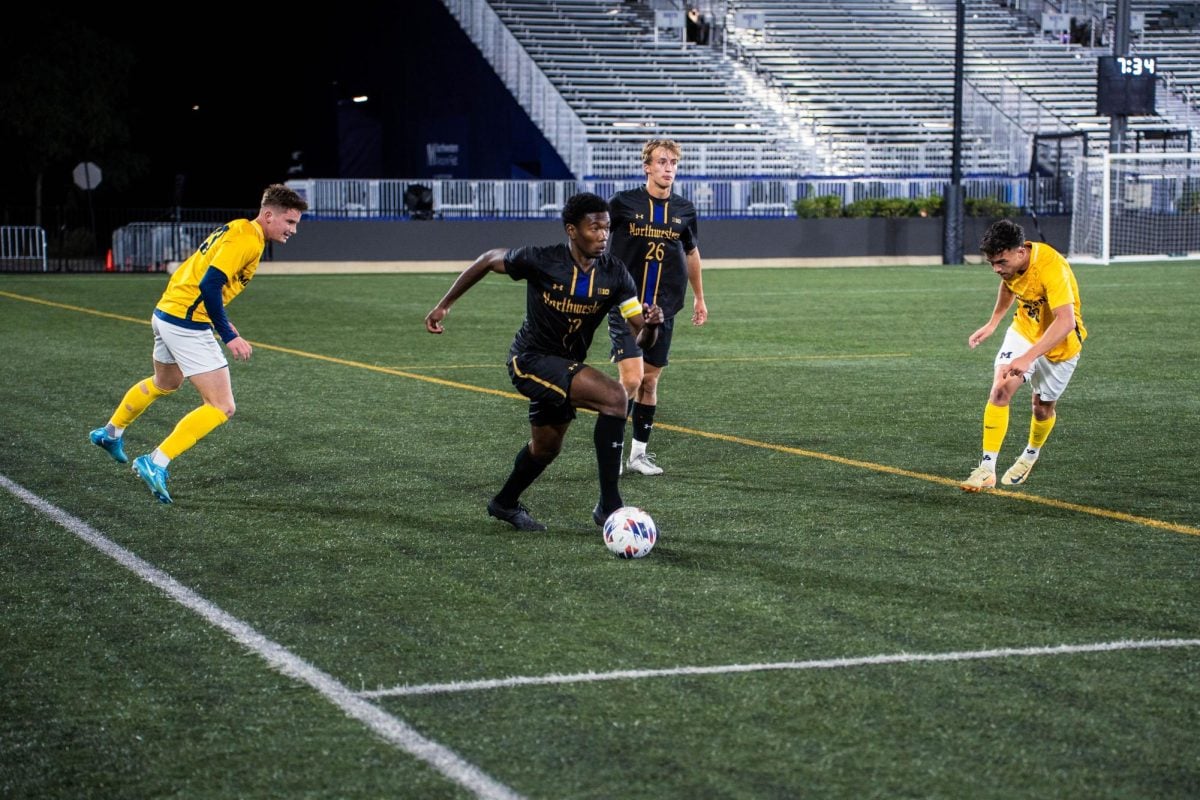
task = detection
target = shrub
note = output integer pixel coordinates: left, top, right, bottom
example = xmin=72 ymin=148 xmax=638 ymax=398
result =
xmin=964 ymin=196 xmax=1018 ymax=218
xmin=793 ymin=194 xmax=843 ymax=218
xmin=843 ymin=197 xmax=923 ymax=218
xmin=787 ymin=193 xmax=1018 ymax=219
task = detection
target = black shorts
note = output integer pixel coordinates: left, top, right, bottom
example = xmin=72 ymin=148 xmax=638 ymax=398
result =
xmin=609 ymin=314 xmax=675 ymax=368
xmin=508 ymin=352 xmax=581 ymax=426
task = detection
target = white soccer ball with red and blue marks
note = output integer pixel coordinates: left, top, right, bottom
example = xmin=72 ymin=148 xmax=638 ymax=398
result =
xmin=602 ymin=506 xmax=658 ymax=559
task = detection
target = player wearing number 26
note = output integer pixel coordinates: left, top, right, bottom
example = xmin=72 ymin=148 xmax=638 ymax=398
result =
xmin=605 ymin=139 xmax=708 ymax=477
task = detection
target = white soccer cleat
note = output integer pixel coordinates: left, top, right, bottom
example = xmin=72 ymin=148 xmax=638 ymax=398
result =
xmin=1000 ymin=454 xmax=1037 ymax=486
xmin=626 ymin=452 xmax=664 ymax=476
xmin=960 ymin=466 xmax=996 ymax=493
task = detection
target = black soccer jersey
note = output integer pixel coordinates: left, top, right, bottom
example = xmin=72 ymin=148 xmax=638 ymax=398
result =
xmin=607 ymin=187 xmax=699 ymax=320
xmin=505 ymin=244 xmax=640 ymax=363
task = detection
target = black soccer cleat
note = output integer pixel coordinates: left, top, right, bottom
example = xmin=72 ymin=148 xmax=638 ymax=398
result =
xmin=487 ymin=499 xmax=547 ymax=532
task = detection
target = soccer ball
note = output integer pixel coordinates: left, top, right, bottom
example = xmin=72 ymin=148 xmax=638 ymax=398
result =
xmin=602 ymin=506 xmax=658 ymax=559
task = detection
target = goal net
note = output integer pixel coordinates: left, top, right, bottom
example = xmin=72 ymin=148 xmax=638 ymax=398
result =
xmin=1069 ymin=152 xmax=1200 ymax=263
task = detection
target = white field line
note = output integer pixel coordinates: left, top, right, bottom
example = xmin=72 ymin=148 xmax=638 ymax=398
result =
xmin=358 ymin=639 xmax=1200 ymax=699
xmin=1 ymin=475 xmax=523 ymax=800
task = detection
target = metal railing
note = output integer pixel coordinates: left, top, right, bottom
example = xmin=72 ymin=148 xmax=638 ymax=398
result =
xmin=0 ymin=226 xmax=48 ymax=272
xmin=110 ymin=222 xmax=223 ymax=273
xmin=285 ymin=176 xmax=1047 ymax=220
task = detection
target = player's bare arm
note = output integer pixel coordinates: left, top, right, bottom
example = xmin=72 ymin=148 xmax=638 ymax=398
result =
xmin=968 ymin=283 xmax=1015 ymax=349
xmin=424 ymin=248 xmax=508 ymax=334
xmin=687 ymin=247 xmax=707 ymax=326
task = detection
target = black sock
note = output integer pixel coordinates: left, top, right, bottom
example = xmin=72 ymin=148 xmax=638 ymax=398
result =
xmin=494 ymin=445 xmax=549 ymax=508
xmin=631 ymin=402 xmax=657 ymax=445
xmin=594 ymin=413 xmax=625 ymax=512
xmin=626 ymin=397 xmax=635 ymax=418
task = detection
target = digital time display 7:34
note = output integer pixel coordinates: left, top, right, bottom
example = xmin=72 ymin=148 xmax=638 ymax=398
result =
xmin=1097 ymin=55 xmax=1158 ymax=116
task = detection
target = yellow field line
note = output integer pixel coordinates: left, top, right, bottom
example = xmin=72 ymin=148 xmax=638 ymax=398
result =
xmin=5 ymin=289 xmax=1196 ymax=537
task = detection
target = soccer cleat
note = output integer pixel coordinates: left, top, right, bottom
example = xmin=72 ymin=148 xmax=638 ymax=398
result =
xmin=1001 ymin=455 xmax=1037 ymax=486
xmin=626 ymin=452 xmax=663 ymax=476
xmin=960 ymin=466 xmax=996 ymax=493
xmin=593 ymin=502 xmax=609 ymax=526
xmin=131 ymin=455 xmax=172 ymax=504
xmin=89 ymin=428 xmax=128 ymax=464
xmin=487 ymin=498 xmax=546 ymax=531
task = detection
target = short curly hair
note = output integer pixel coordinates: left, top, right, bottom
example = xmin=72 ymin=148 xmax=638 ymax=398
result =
xmin=979 ymin=219 xmax=1025 ymax=257
xmin=562 ymin=192 xmax=609 ymax=228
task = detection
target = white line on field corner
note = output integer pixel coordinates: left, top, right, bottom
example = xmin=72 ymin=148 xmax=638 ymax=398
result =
xmin=359 ymin=640 xmax=1200 ymax=699
xmin=0 ymin=474 xmax=523 ymax=800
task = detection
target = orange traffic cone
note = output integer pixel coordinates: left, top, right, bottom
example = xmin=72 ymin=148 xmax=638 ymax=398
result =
xmin=105 ymin=249 xmax=115 ymax=272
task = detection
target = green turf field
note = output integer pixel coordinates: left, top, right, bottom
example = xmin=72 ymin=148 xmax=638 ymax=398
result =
xmin=2 ymin=262 xmax=1197 ymax=799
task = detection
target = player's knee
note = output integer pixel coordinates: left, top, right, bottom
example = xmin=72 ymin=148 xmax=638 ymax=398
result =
xmin=1031 ymin=401 xmax=1055 ymax=421
xmin=530 ymin=440 xmax=562 ymax=462
xmin=215 ymin=400 xmax=236 ymax=418
xmin=599 ymin=386 xmax=629 ymax=418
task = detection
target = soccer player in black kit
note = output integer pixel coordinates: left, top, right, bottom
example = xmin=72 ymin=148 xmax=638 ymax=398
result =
xmin=607 ymin=138 xmax=708 ymax=476
xmin=424 ymin=193 xmax=664 ymax=531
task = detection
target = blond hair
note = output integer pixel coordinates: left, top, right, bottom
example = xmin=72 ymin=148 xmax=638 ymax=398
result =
xmin=642 ymin=139 xmax=682 ymax=164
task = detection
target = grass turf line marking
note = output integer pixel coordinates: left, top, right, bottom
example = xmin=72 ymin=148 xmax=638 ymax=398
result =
xmin=4 ymin=290 xmax=1196 ymax=537
xmin=653 ymin=423 xmax=1200 ymax=538
xmin=358 ymin=638 xmax=1200 ymax=698
xmin=0 ymin=474 xmax=524 ymax=800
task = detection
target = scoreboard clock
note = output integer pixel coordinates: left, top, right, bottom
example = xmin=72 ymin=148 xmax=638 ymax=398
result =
xmin=1096 ymin=55 xmax=1158 ymax=116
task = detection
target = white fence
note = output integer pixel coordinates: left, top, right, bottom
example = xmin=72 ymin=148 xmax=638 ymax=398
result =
xmin=0 ymin=226 xmax=48 ymax=272
xmin=111 ymin=222 xmax=222 ymax=272
xmin=286 ymin=176 xmax=1045 ymax=219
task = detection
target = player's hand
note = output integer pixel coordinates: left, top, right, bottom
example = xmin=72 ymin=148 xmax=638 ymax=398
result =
xmin=227 ymin=336 xmax=252 ymax=361
xmin=425 ymin=306 xmax=448 ymax=334
xmin=642 ymin=303 xmax=664 ymax=325
xmin=967 ymin=324 xmax=994 ymax=349
xmin=692 ymin=298 xmax=708 ymax=326
xmin=1003 ymin=355 xmax=1032 ymax=380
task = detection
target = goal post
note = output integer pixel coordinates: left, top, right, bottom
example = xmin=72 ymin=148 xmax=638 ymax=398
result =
xmin=1069 ymin=151 xmax=1200 ymax=263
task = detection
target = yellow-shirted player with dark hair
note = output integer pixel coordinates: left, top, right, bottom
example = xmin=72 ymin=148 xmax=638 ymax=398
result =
xmin=961 ymin=219 xmax=1087 ymax=492
xmin=89 ymin=184 xmax=308 ymax=503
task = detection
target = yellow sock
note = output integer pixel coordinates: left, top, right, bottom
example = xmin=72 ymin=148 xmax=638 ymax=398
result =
xmin=110 ymin=378 xmax=174 ymax=429
xmin=158 ymin=405 xmax=229 ymax=460
xmin=982 ymin=402 xmax=1009 ymax=454
xmin=1029 ymin=414 xmax=1057 ymax=450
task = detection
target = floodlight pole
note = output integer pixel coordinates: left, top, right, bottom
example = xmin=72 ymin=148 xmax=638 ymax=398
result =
xmin=943 ymin=0 xmax=966 ymax=265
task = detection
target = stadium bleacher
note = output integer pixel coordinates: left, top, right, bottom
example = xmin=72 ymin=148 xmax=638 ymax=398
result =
xmin=446 ymin=0 xmax=1199 ymax=178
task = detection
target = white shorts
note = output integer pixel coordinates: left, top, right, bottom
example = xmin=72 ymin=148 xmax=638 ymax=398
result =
xmin=152 ymin=315 xmax=228 ymax=377
xmin=994 ymin=326 xmax=1078 ymax=402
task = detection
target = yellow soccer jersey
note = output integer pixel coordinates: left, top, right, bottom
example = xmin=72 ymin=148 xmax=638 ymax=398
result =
xmin=155 ymin=219 xmax=264 ymax=325
xmin=1004 ymin=241 xmax=1087 ymax=362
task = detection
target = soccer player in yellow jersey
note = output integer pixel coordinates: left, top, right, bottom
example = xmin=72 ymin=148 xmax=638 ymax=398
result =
xmin=89 ymin=184 xmax=308 ymax=503
xmin=961 ymin=219 xmax=1087 ymax=492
